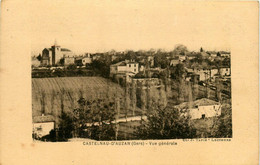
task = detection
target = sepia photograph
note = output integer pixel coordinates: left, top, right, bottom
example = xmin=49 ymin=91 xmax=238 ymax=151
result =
xmin=1 ymin=0 xmax=258 ymax=164
xmin=31 ymin=43 xmax=232 ymax=142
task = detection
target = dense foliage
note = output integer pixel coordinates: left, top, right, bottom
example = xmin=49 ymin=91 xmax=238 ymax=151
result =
xmin=135 ymin=105 xmax=197 ymax=139
xmin=54 ymin=97 xmax=117 ymax=141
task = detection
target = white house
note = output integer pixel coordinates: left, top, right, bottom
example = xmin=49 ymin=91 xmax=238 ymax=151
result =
xmin=193 ymin=68 xmax=210 ymax=81
xmin=81 ymin=54 xmax=92 ymax=65
xmin=110 ymin=60 xmax=139 ymax=75
xmin=175 ymin=98 xmax=222 ymax=120
xmin=32 ymin=115 xmax=55 ymax=138
xmin=110 ymin=60 xmax=139 ymax=82
xmin=220 ymin=52 xmax=231 ymax=58
xmin=75 ymin=54 xmax=93 ymax=66
xmin=220 ymin=67 xmax=231 ymax=76
xmin=186 ymin=67 xmax=220 ymax=81
xmin=178 ymin=55 xmax=186 ymax=62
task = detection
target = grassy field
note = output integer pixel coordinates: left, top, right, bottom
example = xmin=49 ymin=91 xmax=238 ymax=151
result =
xmin=32 ymin=77 xmax=124 ymax=118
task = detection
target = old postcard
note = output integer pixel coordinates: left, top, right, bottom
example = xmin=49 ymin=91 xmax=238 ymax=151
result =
xmin=0 ymin=0 xmax=258 ymax=164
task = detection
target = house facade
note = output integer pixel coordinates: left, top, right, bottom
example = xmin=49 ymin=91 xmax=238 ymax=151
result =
xmin=110 ymin=60 xmax=139 ymax=75
xmin=110 ymin=60 xmax=139 ymax=82
xmin=220 ymin=52 xmax=231 ymax=58
xmin=170 ymin=57 xmax=180 ymax=66
xmin=75 ymin=54 xmax=92 ymax=66
xmin=186 ymin=67 xmax=220 ymax=81
xmin=175 ymin=98 xmax=222 ymax=120
xmin=32 ymin=115 xmax=55 ymax=138
xmin=64 ymin=56 xmax=75 ymax=66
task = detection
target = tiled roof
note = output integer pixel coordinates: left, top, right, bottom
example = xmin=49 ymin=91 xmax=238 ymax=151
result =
xmin=111 ymin=60 xmax=138 ymax=67
xmin=194 ymin=98 xmax=219 ymax=106
xmin=61 ymin=48 xmax=71 ymax=52
xmin=111 ymin=61 xmax=126 ymax=66
xmin=219 ymin=51 xmax=230 ymax=54
xmin=175 ymin=98 xmax=219 ymax=109
xmin=33 ymin=115 xmax=55 ymax=123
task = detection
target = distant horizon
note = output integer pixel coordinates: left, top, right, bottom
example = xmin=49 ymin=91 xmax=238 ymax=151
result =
xmin=31 ymin=42 xmax=230 ymax=56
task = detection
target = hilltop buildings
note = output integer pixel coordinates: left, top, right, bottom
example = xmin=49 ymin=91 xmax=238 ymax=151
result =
xmin=41 ymin=41 xmax=74 ymax=66
xmin=40 ymin=42 xmax=95 ymax=67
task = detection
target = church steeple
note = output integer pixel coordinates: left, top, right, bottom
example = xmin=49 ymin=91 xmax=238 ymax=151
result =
xmin=53 ymin=39 xmax=60 ymax=47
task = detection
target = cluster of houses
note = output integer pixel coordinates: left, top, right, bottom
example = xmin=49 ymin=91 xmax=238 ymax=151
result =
xmin=32 ymin=44 xmax=230 ymax=139
xmin=109 ymin=54 xmax=230 ymax=84
xmin=185 ymin=67 xmax=231 ymax=82
xmin=32 ymin=42 xmax=94 ymax=67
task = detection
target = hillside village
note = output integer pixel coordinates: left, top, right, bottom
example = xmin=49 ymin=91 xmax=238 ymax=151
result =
xmin=31 ymin=43 xmax=232 ymax=141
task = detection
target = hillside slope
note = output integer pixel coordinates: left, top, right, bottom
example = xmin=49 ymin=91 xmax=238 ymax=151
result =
xmin=32 ymin=77 xmax=124 ymax=117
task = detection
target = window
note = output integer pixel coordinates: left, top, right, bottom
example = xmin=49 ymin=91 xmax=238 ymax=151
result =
xmin=134 ymin=64 xmax=136 ymax=67
xmin=226 ymin=68 xmax=228 ymax=71
xmin=134 ymin=69 xmax=136 ymax=72
xmin=129 ymin=64 xmax=131 ymax=67
xmin=201 ymin=114 xmax=205 ymax=119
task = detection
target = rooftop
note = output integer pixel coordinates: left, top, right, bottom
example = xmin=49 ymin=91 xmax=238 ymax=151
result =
xmin=45 ymin=48 xmax=72 ymax=52
xmin=33 ymin=115 xmax=55 ymax=123
xmin=61 ymin=48 xmax=71 ymax=52
xmin=175 ymin=98 xmax=219 ymax=109
xmin=111 ymin=60 xmax=138 ymax=67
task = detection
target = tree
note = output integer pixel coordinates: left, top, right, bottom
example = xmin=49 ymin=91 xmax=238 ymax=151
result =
xmin=58 ymin=111 xmax=74 ymax=141
xmin=55 ymin=96 xmax=117 ymax=141
xmin=67 ymin=64 xmax=77 ymax=70
xmin=154 ymin=52 xmax=168 ymax=69
xmin=36 ymin=54 xmax=42 ymax=61
xmin=60 ymin=58 xmax=64 ymax=65
xmin=134 ymin=105 xmax=197 ymax=139
xmin=90 ymin=58 xmax=111 ymax=78
xmin=210 ymin=106 xmax=232 ymax=138
xmin=40 ymin=90 xmax=46 ymax=115
xmin=170 ymin=63 xmax=186 ymax=81
xmin=173 ymin=44 xmax=189 ymax=55
xmin=124 ymin=82 xmax=130 ymax=119
xmin=125 ymin=50 xmax=137 ymax=60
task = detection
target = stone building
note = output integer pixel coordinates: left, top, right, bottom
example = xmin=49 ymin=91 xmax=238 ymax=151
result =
xmin=41 ymin=41 xmax=74 ymax=66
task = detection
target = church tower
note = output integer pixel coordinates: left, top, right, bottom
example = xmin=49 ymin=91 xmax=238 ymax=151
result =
xmin=51 ymin=40 xmax=62 ymax=65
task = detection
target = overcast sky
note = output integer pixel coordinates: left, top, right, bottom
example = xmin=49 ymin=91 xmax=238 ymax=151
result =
xmin=30 ymin=1 xmax=232 ymax=55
